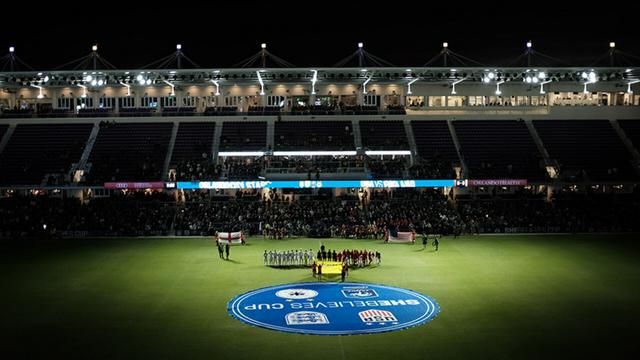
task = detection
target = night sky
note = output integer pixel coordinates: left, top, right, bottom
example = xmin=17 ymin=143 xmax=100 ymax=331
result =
xmin=2 ymin=2 xmax=638 ymax=70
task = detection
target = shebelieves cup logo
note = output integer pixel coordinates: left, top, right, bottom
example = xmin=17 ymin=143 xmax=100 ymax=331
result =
xmin=228 ymin=282 xmax=440 ymax=335
xmin=359 ymin=309 xmax=398 ymax=324
xmin=286 ymin=311 xmax=330 ymax=325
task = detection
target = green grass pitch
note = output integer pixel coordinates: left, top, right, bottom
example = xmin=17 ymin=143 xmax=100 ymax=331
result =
xmin=1 ymin=235 xmax=639 ymax=359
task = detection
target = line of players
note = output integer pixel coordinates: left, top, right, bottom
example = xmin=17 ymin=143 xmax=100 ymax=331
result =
xmin=318 ymin=249 xmax=381 ymax=267
xmin=263 ymin=248 xmax=382 ymax=267
xmin=264 ymin=249 xmax=315 ymax=267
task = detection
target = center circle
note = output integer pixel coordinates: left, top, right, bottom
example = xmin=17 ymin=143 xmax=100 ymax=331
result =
xmin=228 ymin=282 xmax=440 ymax=335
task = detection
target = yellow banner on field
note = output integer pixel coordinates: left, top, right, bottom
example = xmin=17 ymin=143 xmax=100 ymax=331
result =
xmin=316 ymin=261 xmax=343 ymax=275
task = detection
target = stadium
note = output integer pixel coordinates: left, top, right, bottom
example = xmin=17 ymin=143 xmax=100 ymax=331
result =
xmin=1 ymin=9 xmax=640 ymax=359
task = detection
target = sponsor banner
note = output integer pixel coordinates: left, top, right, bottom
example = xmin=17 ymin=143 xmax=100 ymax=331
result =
xmin=104 ymin=182 xmax=165 ymax=189
xmin=228 ymin=282 xmax=439 ymax=335
xmin=468 ymin=179 xmax=528 ymax=186
xmin=178 ymin=179 xmax=455 ymax=190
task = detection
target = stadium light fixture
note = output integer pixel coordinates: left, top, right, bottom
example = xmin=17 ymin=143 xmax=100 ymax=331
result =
xmin=163 ymin=80 xmax=176 ymax=96
xmin=119 ymin=81 xmax=131 ymax=96
xmin=540 ymin=80 xmax=552 ymax=94
xmin=273 ymin=151 xmax=357 ymax=156
xmin=365 ymin=150 xmax=411 ymax=156
xmin=442 ymin=42 xmax=448 ymax=48
xmin=627 ymin=80 xmax=640 ymax=94
xmin=211 ymin=79 xmax=220 ymax=96
xmin=358 ymin=42 xmax=363 ymax=48
xmin=92 ymin=44 xmax=98 ymax=52
xmin=407 ymin=77 xmax=419 ymax=95
xmin=582 ymin=71 xmax=598 ymax=93
xmin=85 ymin=75 xmax=93 ymax=82
xmin=78 ymin=84 xmax=87 ymax=98
xmin=218 ymin=151 xmax=265 ymax=157
xmin=9 ymin=46 xmax=14 ymax=53
xmin=362 ymin=73 xmax=373 ymax=94
xmin=176 ymin=44 xmax=182 ymax=50
xmin=256 ymin=70 xmax=265 ymax=95
xmin=495 ymin=80 xmax=505 ymax=95
xmin=30 ymin=84 xmax=44 ymax=99
xmin=90 ymin=79 xmax=97 ymax=86
xmin=261 ymin=43 xmax=267 ymax=49
xmin=609 ymin=42 xmax=616 ymax=48
xmin=526 ymin=41 xmax=532 ymax=48
xmin=146 ymin=79 xmax=152 ymax=86
xmin=43 ymin=76 xmax=49 ymax=83
xmin=310 ymin=70 xmax=318 ymax=95
xmin=451 ymin=78 xmax=466 ymax=95
xmin=97 ymin=79 xmax=104 ymax=86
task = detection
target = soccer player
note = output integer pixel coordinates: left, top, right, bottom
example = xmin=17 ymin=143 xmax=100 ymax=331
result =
xmin=422 ymin=234 xmax=428 ymax=250
xmin=225 ymin=243 xmax=230 ymax=260
xmin=217 ymin=240 xmax=224 ymax=259
xmin=263 ymin=250 xmax=268 ymax=265
xmin=433 ymin=236 xmax=439 ymax=251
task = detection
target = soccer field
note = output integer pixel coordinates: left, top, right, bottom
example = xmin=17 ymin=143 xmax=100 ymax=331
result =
xmin=1 ymin=235 xmax=639 ymax=359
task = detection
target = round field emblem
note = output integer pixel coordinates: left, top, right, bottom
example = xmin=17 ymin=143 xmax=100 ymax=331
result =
xmin=228 ymin=282 xmax=439 ymax=335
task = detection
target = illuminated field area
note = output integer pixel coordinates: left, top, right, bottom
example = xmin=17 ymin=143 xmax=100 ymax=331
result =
xmin=2 ymin=235 xmax=639 ymax=359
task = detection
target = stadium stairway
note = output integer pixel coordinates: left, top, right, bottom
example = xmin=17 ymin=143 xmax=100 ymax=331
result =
xmin=211 ymin=121 xmax=223 ymax=158
xmin=524 ymin=119 xmax=558 ymax=176
xmin=162 ymin=122 xmax=180 ymax=180
xmin=447 ymin=120 xmax=468 ymax=177
xmin=403 ymin=119 xmax=417 ymax=166
xmin=77 ymin=123 xmax=101 ymax=173
xmin=0 ymin=124 xmax=16 ymax=155
xmin=610 ymin=119 xmax=640 ymax=177
xmin=266 ymin=118 xmax=275 ymax=151
xmin=351 ymin=119 xmax=362 ymax=149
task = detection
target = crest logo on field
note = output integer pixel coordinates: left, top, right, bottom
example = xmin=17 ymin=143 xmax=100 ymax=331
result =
xmin=275 ymin=289 xmax=318 ymax=300
xmin=228 ymin=282 xmax=439 ymax=335
xmin=286 ymin=311 xmax=330 ymax=325
xmin=359 ymin=309 xmax=398 ymax=324
xmin=341 ymin=287 xmax=378 ymax=299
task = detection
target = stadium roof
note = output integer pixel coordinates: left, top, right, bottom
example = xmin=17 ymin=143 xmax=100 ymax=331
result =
xmin=0 ymin=66 xmax=638 ymax=89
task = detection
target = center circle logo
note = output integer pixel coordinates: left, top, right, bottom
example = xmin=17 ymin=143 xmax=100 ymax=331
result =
xmin=275 ymin=289 xmax=318 ymax=300
xmin=228 ymin=282 xmax=439 ymax=335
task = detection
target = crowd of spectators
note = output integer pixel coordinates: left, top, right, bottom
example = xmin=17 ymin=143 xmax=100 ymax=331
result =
xmin=367 ymin=157 xmax=408 ymax=179
xmin=172 ymin=159 xmax=220 ymax=181
xmin=409 ymin=156 xmax=456 ymax=179
xmin=2 ymin=189 xmax=640 ymax=239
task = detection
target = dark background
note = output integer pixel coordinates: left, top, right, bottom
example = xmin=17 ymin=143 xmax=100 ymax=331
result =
xmin=2 ymin=2 xmax=638 ymax=69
